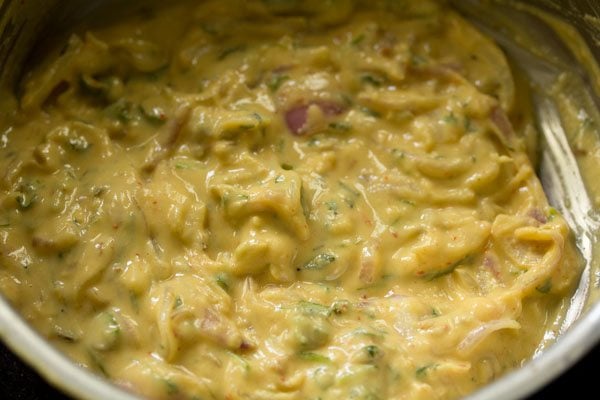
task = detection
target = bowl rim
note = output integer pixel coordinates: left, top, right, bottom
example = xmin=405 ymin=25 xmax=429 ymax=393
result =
xmin=0 ymin=295 xmax=139 ymax=400
xmin=0 ymin=0 xmax=599 ymax=399
xmin=1 ymin=294 xmax=599 ymax=399
xmin=467 ymin=301 xmax=600 ymax=399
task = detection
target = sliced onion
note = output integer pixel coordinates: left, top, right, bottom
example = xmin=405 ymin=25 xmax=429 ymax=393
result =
xmin=458 ymin=319 xmax=521 ymax=352
xmin=284 ymin=101 xmax=345 ymax=135
xmin=285 ymin=104 xmax=310 ymax=135
xmin=490 ymin=106 xmax=513 ymax=138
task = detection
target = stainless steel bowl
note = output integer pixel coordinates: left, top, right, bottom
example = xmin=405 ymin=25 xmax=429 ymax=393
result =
xmin=1 ymin=1 xmax=599 ymax=399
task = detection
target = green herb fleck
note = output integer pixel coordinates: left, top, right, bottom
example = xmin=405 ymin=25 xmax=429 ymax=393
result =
xmin=298 ymin=351 xmax=331 ymax=363
xmin=339 ymin=181 xmax=359 ymax=197
xmin=17 ymin=193 xmax=34 ymax=210
xmin=300 ymin=184 xmax=311 ymax=220
xmin=443 ymin=112 xmax=457 ymax=124
xmin=416 ymin=364 xmax=438 ymax=379
xmin=411 ymin=54 xmax=428 ymax=66
xmin=130 ymin=292 xmax=140 ymax=313
xmin=328 ymin=122 xmax=352 ymax=132
xmin=267 ymin=74 xmax=289 ymax=92
xmin=106 ymin=313 xmax=120 ymax=336
xmin=536 ymin=279 xmax=552 ymax=294
xmin=422 ymin=255 xmax=473 ymax=281
xmin=325 ymin=201 xmax=338 ymax=216
xmin=364 ymin=345 xmax=380 ymax=359
xmin=303 ymin=253 xmax=336 ymax=270
xmin=351 ymin=33 xmax=366 ymax=46
xmin=174 ymin=159 xmax=204 ymax=170
xmin=218 ymin=45 xmax=246 ymax=60
xmin=547 ymin=207 xmax=559 ymax=221
xmin=351 ymin=328 xmax=385 ymax=338
xmin=464 ymin=117 xmax=475 ymax=132
xmin=92 ymin=186 xmax=107 ymax=197
xmin=55 ymin=329 xmax=77 ymax=342
xmin=281 ymin=163 xmax=294 ymax=170
xmin=331 ymin=299 xmax=350 ymax=315
xmin=251 ymin=112 xmax=263 ymax=124
xmin=359 ymin=106 xmax=381 ymax=118
xmin=15 ymin=182 xmax=37 ymax=209
xmin=391 ymin=148 xmax=405 ymax=160
xmin=87 ymin=349 xmax=109 ymax=377
xmin=228 ymin=351 xmax=250 ymax=372
xmin=175 ymin=162 xmax=191 ymax=170
xmin=173 ymin=296 xmax=183 ymax=309
xmin=578 ymin=116 xmax=595 ymax=134
xmin=340 ymin=93 xmax=354 ymax=106
xmin=164 ymin=379 xmax=179 ymax=395
xmin=104 ymin=99 xmax=135 ymax=123
xmin=339 ymin=181 xmax=360 ymax=208
xmin=216 ymin=272 xmax=231 ymax=292
xmin=298 ymin=301 xmax=331 ymax=317
xmin=361 ymin=74 xmax=385 ymax=87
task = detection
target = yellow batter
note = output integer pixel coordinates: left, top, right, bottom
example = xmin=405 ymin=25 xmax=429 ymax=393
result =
xmin=0 ymin=0 xmax=581 ymax=399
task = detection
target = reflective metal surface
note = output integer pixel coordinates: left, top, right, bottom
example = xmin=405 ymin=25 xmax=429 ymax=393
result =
xmin=519 ymin=0 xmax=600 ymax=62
xmin=0 ymin=1 xmax=599 ymax=399
xmin=452 ymin=1 xmax=600 ymax=396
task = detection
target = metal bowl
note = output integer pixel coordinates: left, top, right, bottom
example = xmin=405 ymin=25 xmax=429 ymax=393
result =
xmin=0 ymin=1 xmax=599 ymax=399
